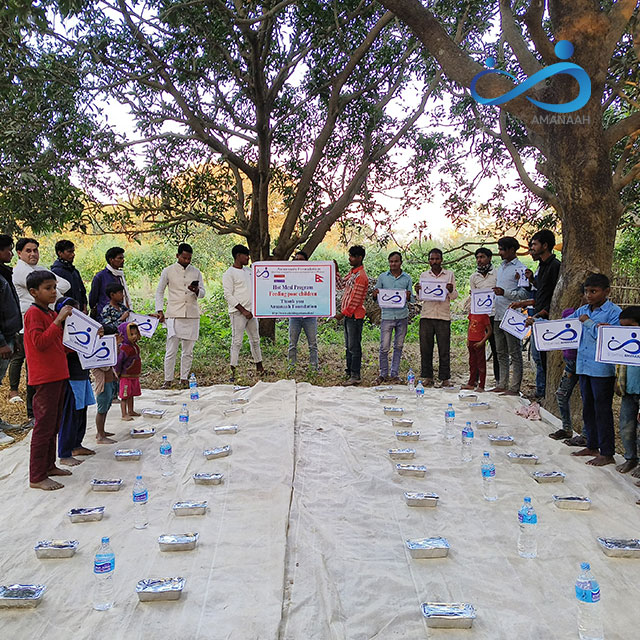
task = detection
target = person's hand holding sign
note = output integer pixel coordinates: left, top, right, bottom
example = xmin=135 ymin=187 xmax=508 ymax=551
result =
xmin=54 ymin=305 xmax=74 ymax=326
xmin=446 ymin=282 xmax=453 ymax=293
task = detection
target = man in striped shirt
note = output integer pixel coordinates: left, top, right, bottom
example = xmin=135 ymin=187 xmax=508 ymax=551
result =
xmin=336 ymin=246 xmax=369 ymax=386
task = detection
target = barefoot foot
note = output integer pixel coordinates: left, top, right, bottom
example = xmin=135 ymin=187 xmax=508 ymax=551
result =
xmin=571 ymin=447 xmax=600 ymax=457
xmin=616 ymin=460 xmax=638 ymax=474
xmin=586 ymin=455 xmax=616 ymax=467
xmin=72 ymin=446 xmax=96 ymax=456
xmin=96 ymin=435 xmax=117 ymax=444
xmin=104 ymin=431 xmax=115 ymax=437
xmin=48 ymin=466 xmax=72 ymax=476
xmin=30 ymin=478 xmax=64 ymax=490
xmin=129 ymin=411 xmax=141 ymax=417
xmin=631 ymin=466 xmax=640 ymax=479
xmin=59 ymin=457 xmax=83 ymax=467
xmin=121 ymin=415 xmax=133 ymax=422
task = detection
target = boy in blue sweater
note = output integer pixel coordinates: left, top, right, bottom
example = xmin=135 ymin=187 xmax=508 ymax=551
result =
xmin=569 ymin=274 xmax=621 ymax=467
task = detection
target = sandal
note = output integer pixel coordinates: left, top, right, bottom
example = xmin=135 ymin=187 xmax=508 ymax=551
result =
xmin=549 ymin=429 xmax=573 ymax=440
xmin=8 ymin=395 xmax=24 ymax=404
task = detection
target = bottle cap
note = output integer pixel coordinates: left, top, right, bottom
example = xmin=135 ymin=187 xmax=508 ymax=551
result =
xmin=524 ymin=496 xmax=531 ymax=503
xmin=162 ymin=435 xmax=167 ymax=440
xmin=136 ymin=475 xmax=142 ymax=480
xmin=483 ymin=451 xmax=489 ymax=457
xmin=102 ymin=536 xmax=109 ymax=544
xmin=581 ymin=562 xmax=590 ymax=571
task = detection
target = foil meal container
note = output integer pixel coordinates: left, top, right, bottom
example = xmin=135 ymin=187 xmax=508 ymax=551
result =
xmin=378 ymin=395 xmax=398 ymax=404
xmin=392 ymin=418 xmax=414 ymax=429
xmin=172 ymin=501 xmax=207 ymax=516
xmin=114 ymin=449 xmax=142 ymax=461
xmin=406 ymin=537 xmax=450 ymax=559
xmin=507 ymin=451 xmax=539 ymax=465
xmin=214 ymin=425 xmax=238 ymax=435
xmin=141 ymin=408 xmax=165 ymax=419
xmin=230 ymin=397 xmax=249 ymax=405
xmin=404 ymin=492 xmax=439 ymax=507
xmin=553 ymin=495 xmax=591 ymax=510
xmin=443 ymin=386 xmax=458 ymax=393
xmin=469 ymin=402 xmax=490 ymax=411
xmin=136 ymin=577 xmax=185 ymax=602
xmin=233 ymin=385 xmax=250 ymax=392
xmin=532 ymin=471 xmax=565 ymax=483
xmin=223 ymin=407 xmax=244 ymax=416
xmin=488 ymin=434 xmax=514 ymax=446
xmin=0 ymin=584 xmax=46 ymax=608
xmin=193 ymin=472 xmax=223 ymax=485
xmin=374 ymin=385 xmax=394 ymax=392
xmin=67 ymin=507 xmax=105 ymax=523
xmin=396 ymin=464 xmax=426 ymax=477
xmin=90 ymin=478 xmax=123 ymax=492
xmin=384 ymin=406 xmax=404 ymax=416
xmin=457 ymin=392 xmax=478 ymax=402
xmin=474 ymin=420 xmax=498 ymax=429
xmin=130 ymin=427 xmax=155 ymax=438
xmin=34 ymin=540 xmax=79 ymax=559
xmin=421 ymin=603 xmax=476 ymax=629
xmin=156 ymin=398 xmax=176 ymax=405
xmin=388 ymin=448 xmax=416 ymax=460
xmin=158 ymin=533 xmax=199 ymax=552
xmin=203 ymin=445 xmax=231 ymax=460
xmin=597 ymin=537 xmax=640 ymax=558
xmin=395 ymin=430 xmax=419 ymax=441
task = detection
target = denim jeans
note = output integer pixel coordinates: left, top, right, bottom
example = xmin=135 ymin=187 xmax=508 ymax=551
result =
xmin=493 ymin=321 xmax=523 ymax=392
xmin=555 ymin=358 xmax=579 ymax=432
xmin=0 ymin=336 xmax=15 ymax=427
xmin=579 ymin=375 xmax=616 ymax=457
xmin=619 ymin=393 xmax=640 ymax=461
xmin=344 ymin=316 xmax=364 ymax=379
xmin=288 ymin=317 xmax=318 ymax=370
xmin=379 ymin=318 xmax=408 ymax=378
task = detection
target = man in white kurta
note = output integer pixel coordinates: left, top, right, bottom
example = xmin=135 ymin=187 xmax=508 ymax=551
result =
xmin=155 ymin=244 xmax=205 ymax=388
xmin=221 ymin=244 xmax=264 ymax=382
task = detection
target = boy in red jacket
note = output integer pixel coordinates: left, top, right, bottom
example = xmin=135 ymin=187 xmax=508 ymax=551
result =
xmin=24 ymin=271 xmax=73 ymax=490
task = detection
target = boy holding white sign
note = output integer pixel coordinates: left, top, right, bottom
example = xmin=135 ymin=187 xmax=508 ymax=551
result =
xmin=567 ymin=274 xmax=621 ymax=467
xmin=373 ymin=251 xmax=412 ymax=384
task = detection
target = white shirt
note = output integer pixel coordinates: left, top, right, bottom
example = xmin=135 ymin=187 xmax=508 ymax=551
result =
xmin=155 ymin=262 xmax=205 ymax=319
xmin=222 ymin=266 xmax=253 ymax=314
xmin=13 ymin=258 xmax=70 ymax=316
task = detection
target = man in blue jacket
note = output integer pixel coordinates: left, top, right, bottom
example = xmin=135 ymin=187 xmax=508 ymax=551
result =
xmin=51 ymin=239 xmax=87 ymax=313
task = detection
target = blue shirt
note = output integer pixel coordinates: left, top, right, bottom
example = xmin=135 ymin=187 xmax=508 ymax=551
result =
xmin=375 ymin=270 xmax=413 ymax=320
xmin=626 ymin=365 xmax=640 ymax=395
xmin=494 ymin=258 xmax=530 ymax=320
xmin=568 ymin=300 xmax=622 ymax=377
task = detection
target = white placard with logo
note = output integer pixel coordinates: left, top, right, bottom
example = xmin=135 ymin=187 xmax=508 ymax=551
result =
xmin=470 ymin=289 xmax=495 ymax=314
xmin=596 ymin=326 xmax=640 ymax=365
xmin=62 ymin=308 xmax=101 ymax=356
xmin=128 ymin=312 xmax=160 ymax=338
xmin=515 ymin=268 xmax=530 ymax=288
xmin=79 ymin=335 xmax=118 ymax=370
xmin=419 ymin=279 xmax=447 ymax=302
xmin=377 ymin=289 xmax=407 ymax=309
xmin=532 ymin=318 xmax=582 ymax=351
xmin=499 ymin=307 xmax=530 ymax=340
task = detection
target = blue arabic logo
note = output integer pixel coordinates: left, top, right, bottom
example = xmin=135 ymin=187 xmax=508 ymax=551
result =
xmin=136 ymin=318 xmax=153 ymax=331
xmin=542 ymin=323 xmax=578 ymax=342
xmin=381 ymin=292 xmax=403 ymax=303
xmin=67 ymin=321 xmax=93 ymax=345
xmin=86 ymin=341 xmax=111 ymax=359
xmin=476 ymin=294 xmax=494 ymax=308
xmin=423 ymin=285 xmax=444 ymax=297
xmin=507 ymin=315 xmax=527 ymax=330
xmin=470 ymin=41 xmax=591 ymax=114
xmin=607 ymin=332 xmax=640 ymax=355
xmin=256 ymin=267 xmax=270 ymax=279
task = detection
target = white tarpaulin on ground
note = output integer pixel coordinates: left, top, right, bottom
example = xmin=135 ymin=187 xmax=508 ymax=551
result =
xmin=2 ymin=382 xmax=640 ymax=639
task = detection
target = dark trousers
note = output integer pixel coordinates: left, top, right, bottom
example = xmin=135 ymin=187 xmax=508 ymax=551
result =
xmin=579 ymin=375 xmax=615 ymax=457
xmin=467 ymin=341 xmax=487 ymax=389
xmin=30 ymin=379 xmax=67 ymax=482
xmin=7 ymin=333 xmax=35 ymax=418
xmin=488 ymin=330 xmax=499 ymax=381
xmin=58 ymin=382 xmax=87 ymax=458
xmin=344 ymin=317 xmax=364 ymax=379
xmin=419 ymin=318 xmax=451 ymax=381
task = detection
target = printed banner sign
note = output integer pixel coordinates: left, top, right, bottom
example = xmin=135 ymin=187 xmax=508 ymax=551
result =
xmin=470 ymin=289 xmax=495 ymax=314
xmin=253 ymin=261 xmax=335 ymax=318
xmin=128 ymin=312 xmax=160 ymax=338
xmin=79 ymin=335 xmax=118 ymax=370
xmin=532 ymin=318 xmax=582 ymax=351
xmin=419 ymin=279 xmax=447 ymax=302
xmin=377 ymin=289 xmax=407 ymax=309
xmin=596 ymin=326 xmax=640 ymax=365
xmin=499 ymin=307 xmax=531 ymax=340
xmin=62 ymin=308 xmax=101 ymax=356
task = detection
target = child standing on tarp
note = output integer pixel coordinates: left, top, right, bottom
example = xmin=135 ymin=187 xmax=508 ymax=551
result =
xmin=56 ymin=297 xmax=98 ymax=466
xmin=115 ymin=321 xmax=142 ymax=421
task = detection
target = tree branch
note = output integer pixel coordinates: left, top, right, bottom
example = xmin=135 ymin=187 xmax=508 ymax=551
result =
xmin=605 ymin=0 xmax=640 ymax=61
xmin=523 ymin=0 xmax=555 ymax=64
xmin=604 ymin=111 xmax=640 ymax=148
xmin=499 ymin=0 xmax=542 ymax=77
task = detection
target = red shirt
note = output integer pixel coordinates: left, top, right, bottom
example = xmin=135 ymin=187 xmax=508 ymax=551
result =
xmin=23 ymin=304 xmax=69 ymax=385
xmin=467 ymin=313 xmax=491 ymax=342
xmin=341 ymin=265 xmax=369 ymax=319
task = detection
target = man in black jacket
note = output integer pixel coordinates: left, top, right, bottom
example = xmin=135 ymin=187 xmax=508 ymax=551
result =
xmin=51 ymin=239 xmax=87 ymax=313
xmin=0 ymin=234 xmax=23 ymax=439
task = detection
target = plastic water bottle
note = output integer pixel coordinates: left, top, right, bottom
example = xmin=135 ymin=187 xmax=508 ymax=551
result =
xmin=415 ymin=380 xmax=425 ymax=408
xmin=189 ymin=372 xmax=199 ymax=401
xmin=160 ymin=435 xmax=173 ymax=477
xmin=93 ymin=536 xmax=115 ymax=610
xmin=179 ymin=402 xmax=189 ymax=426
xmin=461 ymin=421 xmax=474 ymax=462
xmin=481 ymin=451 xmax=497 ymax=501
xmin=517 ymin=496 xmax=537 ymax=558
xmin=407 ymin=368 xmax=415 ymax=393
xmin=132 ymin=475 xmax=148 ymax=529
xmin=444 ymin=403 xmax=455 ymax=439
xmin=576 ymin=562 xmax=603 ymax=640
